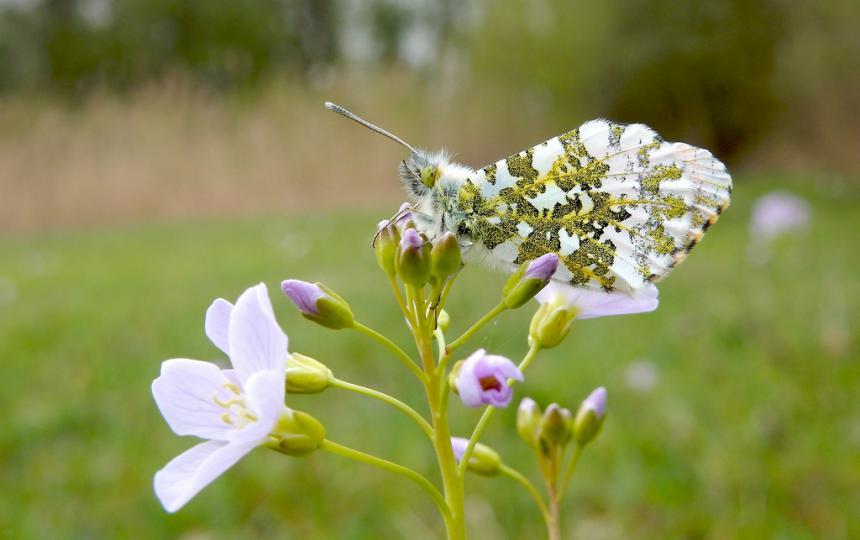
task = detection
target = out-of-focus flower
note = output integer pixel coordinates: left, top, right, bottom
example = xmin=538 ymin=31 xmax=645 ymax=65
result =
xmin=152 ymin=284 xmax=305 ymax=512
xmin=451 ymin=437 xmax=501 ymax=476
xmin=281 ymin=280 xmax=354 ymax=330
xmin=455 ymin=349 xmax=523 ymax=408
xmin=573 ymin=387 xmax=607 ymax=446
xmin=534 ymin=282 xmax=659 ymax=321
xmin=625 ymin=359 xmax=658 ymax=392
xmin=749 ymin=191 xmax=811 ymax=242
xmin=502 ymin=253 xmax=559 ymax=308
xmin=748 ymin=191 xmax=811 ymax=264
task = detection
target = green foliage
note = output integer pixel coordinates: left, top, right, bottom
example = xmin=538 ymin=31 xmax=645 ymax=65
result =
xmin=0 ymin=176 xmax=858 ymax=538
xmin=601 ymin=0 xmax=784 ymax=159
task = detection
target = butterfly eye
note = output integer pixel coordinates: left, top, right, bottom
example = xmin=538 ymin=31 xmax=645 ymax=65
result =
xmin=420 ymin=166 xmax=439 ymax=188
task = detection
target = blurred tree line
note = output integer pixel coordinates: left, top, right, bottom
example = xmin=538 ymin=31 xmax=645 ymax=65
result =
xmin=0 ymin=0 xmax=857 ymax=163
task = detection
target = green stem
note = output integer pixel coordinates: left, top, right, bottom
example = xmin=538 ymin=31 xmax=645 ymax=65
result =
xmin=320 ymin=439 xmax=451 ymax=522
xmin=416 ymin=301 xmax=466 ymax=540
xmin=457 ymin=344 xmax=542 ymax=475
xmin=547 ymin=482 xmax=561 ymax=540
xmin=352 ymin=321 xmax=426 ymax=382
xmin=386 ymin=274 xmax=415 ymax=327
xmin=330 ymin=377 xmax=433 ymax=439
xmin=437 ymin=267 xmax=461 ymax=312
xmin=446 ymin=302 xmax=507 ymax=353
xmin=558 ymin=444 xmax=583 ymax=498
xmin=500 ymin=463 xmax=551 ymax=526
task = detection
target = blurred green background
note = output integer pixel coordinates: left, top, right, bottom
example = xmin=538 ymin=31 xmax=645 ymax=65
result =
xmin=1 ymin=0 xmax=858 ymax=538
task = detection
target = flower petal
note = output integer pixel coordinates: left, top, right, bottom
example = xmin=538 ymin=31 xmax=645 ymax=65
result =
xmin=154 ymin=439 xmax=256 ymax=513
xmin=536 ymin=281 xmax=659 ymax=319
xmin=228 ymin=283 xmax=288 ymax=386
xmin=232 ymin=369 xmax=287 ymax=444
xmin=205 ymin=298 xmax=234 ymax=355
xmin=152 ymin=359 xmax=233 ymax=441
xmin=484 ymin=354 xmax=523 ymax=382
xmin=456 ymin=350 xmax=487 ymax=408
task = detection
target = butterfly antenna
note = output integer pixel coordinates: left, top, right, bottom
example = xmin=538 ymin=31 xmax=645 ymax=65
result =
xmin=325 ymin=102 xmax=418 ymax=154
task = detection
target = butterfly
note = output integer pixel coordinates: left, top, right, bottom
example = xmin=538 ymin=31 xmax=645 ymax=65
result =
xmin=326 ymin=102 xmax=731 ymax=294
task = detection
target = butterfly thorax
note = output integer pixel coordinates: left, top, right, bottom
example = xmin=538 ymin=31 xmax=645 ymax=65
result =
xmin=399 ymin=150 xmax=476 ymax=244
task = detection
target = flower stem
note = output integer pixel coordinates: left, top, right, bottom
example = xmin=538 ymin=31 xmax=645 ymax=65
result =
xmin=387 ymin=275 xmax=416 ymax=327
xmin=412 ymin=287 xmax=466 ymax=540
xmin=558 ymin=443 xmax=583 ymax=498
xmin=352 ymin=321 xmax=426 ymax=382
xmin=547 ymin=483 xmax=561 ymax=540
xmin=320 ymin=439 xmax=451 ymax=522
xmin=499 ymin=463 xmax=551 ymax=526
xmin=457 ymin=344 xmax=542 ymax=475
xmin=329 ymin=377 xmax=433 ymax=439
xmin=446 ymin=302 xmax=507 ymax=353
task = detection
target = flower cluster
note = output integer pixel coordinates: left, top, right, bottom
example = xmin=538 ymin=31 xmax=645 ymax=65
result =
xmin=151 ymin=202 xmax=666 ymax=538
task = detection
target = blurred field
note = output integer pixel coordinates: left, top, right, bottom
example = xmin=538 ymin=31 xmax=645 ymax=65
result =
xmin=1 ymin=174 xmax=857 ymax=539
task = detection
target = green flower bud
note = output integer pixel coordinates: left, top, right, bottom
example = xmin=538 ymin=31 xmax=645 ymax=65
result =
xmin=375 ymin=219 xmax=400 ymax=276
xmin=539 ymin=403 xmax=573 ymax=448
xmin=516 ymin=397 xmax=542 ymax=447
xmin=502 ymin=254 xmax=559 ymax=308
xmin=396 ymin=229 xmax=431 ymax=287
xmin=528 ymin=293 xmax=578 ymax=349
xmin=452 ymin=437 xmax=501 ymax=476
xmin=281 ymin=280 xmax=355 ymax=330
xmin=430 ymin=232 xmax=461 ymax=280
xmin=269 ymin=410 xmax=326 ymax=456
xmin=573 ymin=387 xmax=607 ymax=446
xmin=285 ymin=353 xmax=332 ymax=394
xmin=437 ymin=309 xmax=451 ymax=332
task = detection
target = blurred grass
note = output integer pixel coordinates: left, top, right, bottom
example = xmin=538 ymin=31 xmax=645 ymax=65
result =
xmin=1 ymin=175 xmax=858 ymax=539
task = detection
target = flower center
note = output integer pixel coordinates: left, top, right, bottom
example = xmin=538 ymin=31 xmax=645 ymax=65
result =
xmin=213 ymin=382 xmax=258 ymax=428
xmin=479 ymin=375 xmax=502 ymax=392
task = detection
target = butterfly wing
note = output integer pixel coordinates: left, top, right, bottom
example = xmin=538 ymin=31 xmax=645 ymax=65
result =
xmin=457 ymin=120 xmax=732 ymax=293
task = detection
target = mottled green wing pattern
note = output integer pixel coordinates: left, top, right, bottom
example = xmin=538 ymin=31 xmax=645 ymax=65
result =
xmin=456 ymin=120 xmax=732 ymax=293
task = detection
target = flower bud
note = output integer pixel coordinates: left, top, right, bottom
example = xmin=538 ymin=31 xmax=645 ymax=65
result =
xmin=502 ymin=254 xmax=559 ymax=308
xmin=539 ymin=403 xmax=573 ymax=448
xmin=281 ymin=280 xmax=355 ymax=330
xmin=394 ymin=202 xmax=413 ymax=231
xmin=451 ymin=437 xmax=501 ymax=476
xmin=573 ymin=387 xmax=607 ymax=446
xmin=516 ymin=397 xmax=542 ymax=447
xmin=269 ymin=409 xmax=326 ymax=456
xmin=528 ymin=292 xmax=577 ymax=348
xmin=285 ymin=353 xmax=332 ymax=394
xmin=437 ymin=309 xmax=450 ymax=331
xmin=396 ymin=229 xmax=431 ymax=286
xmin=375 ymin=219 xmax=400 ymax=276
xmin=430 ymin=232 xmax=461 ymax=280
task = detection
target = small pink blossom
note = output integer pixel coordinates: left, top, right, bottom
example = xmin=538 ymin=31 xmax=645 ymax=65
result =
xmin=456 ymin=349 xmax=523 ymax=408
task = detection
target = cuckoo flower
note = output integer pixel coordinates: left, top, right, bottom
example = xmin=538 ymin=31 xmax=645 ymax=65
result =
xmin=535 ymin=281 xmax=659 ymax=320
xmin=455 ymin=349 xmax=523 ymax=408
xmin=152 ymin=283 xmax=288 ymax=512
xmin=749 ymin=191 xmax=811 ymax=242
